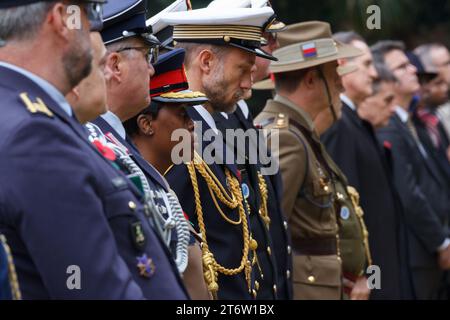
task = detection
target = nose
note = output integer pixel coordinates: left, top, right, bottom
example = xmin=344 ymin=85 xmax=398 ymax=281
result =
xmin=148 ymin=63 xmax=155 ymax=78
xmin=369 ymin=65 xmax=378 ymax=79
xmin=408 ymin=63 xmax=417 ymax=75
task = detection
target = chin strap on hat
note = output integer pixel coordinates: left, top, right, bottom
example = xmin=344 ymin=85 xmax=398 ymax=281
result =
xmin=317 ymin=66 xmax=337 ymax=123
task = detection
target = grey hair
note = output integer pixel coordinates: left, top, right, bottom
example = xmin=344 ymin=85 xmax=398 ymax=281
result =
xmin=0 ymin=2 xmax=55 ymax=42
xmin=414 ymin=43 xmax=447 ymax=70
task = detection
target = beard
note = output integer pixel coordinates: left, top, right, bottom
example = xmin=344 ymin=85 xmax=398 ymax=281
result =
xmin=202 ymin=65 xmax=244 ymax=113
xmin=63 ymin=29 xmax=93 ymax=90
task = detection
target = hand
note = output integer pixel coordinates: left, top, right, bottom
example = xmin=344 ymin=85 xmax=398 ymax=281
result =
xmin=349 ymin=276 xmax=371 ymax=300
xmin=438 ymin=245 xmax=450 ymax=270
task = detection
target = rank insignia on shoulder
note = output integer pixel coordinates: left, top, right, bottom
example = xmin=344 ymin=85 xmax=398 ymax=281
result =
xmin=130 ymin=221 xmax=146 ymax=250
xmin=19 ymin=93 xmax=53 ymax=117
xmin=275 ymin=113 xmax=288 ymax=129
xmin=136 ymin=254 xmax=155 ymax=278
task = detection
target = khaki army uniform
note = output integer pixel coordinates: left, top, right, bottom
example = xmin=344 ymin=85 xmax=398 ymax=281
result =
xmin=325 ymin=157 xmax=372 ymax=299
xmin=255 ymin=95 xmax=342 ymax=299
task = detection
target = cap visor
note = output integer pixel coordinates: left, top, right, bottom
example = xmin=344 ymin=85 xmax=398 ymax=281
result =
xmin=229 ymin=42 xmax=278 ymax=61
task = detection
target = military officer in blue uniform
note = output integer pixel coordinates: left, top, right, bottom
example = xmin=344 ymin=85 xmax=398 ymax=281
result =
xmin=208 ymin=0 xmax=293 ymax=300
xmin=161 ymin=5 xmax=280 ymax=299
xmin=0 ymin=0 xmax=187 ymax=299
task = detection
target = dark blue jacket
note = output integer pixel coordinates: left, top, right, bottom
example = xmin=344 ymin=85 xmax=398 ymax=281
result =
xmin=0 ymin=65 xmax=187 ymax=299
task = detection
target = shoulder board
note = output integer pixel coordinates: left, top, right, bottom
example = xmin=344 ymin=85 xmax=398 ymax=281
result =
xmin=255 ymin=113 xmax=289 ymax=129
xmin=19 ymin=92 xmax=53 ymax=118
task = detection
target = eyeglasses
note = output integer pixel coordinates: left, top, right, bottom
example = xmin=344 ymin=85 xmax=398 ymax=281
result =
xmin=116 ymin=46 xmax=159 ymax=65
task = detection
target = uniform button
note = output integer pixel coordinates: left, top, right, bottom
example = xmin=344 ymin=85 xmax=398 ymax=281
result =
xmin=273 ymin=284 xmax=277 ymax=294
xmin=308 ymin=275 xmax=315 ymax=283
xmin=286 ymin=270 xmax=291 ymax=279
xmin=267 ymin=247 xmax=272 ymax=256
xmin=128 ymin=201 xmax=137 ymax=210
xmin=287 ymin=246 xmax=292 ymax=255
xmin=284 ymin=221 xmax=288 ymax=230
xmin=324 ymin=185 xmax=330 ymax=193
xmin=252 ymin=289 xmax=257 ymax=298
xmin=255 ymin=281 xmax=260 ymax=290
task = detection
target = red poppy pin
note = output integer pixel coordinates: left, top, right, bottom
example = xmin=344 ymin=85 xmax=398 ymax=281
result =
xmin=92 ymin=140 xmax=116 ymax=162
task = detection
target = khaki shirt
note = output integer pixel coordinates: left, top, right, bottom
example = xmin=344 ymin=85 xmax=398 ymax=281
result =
xmin=255 ymin=95 xmax=342 ymax=300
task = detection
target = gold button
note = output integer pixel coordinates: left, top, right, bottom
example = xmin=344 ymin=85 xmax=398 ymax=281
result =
xmin=287 ymin=246 xmax=292 ymax=255
xmin=128 ymin=201 xmax=136 ymax=210
xmin=286 ymin=270 xmax=291 ymax=279
xmin=324 ymin=185 xmax=330 ymax=193
xmin=252 ymin=289 xmax=257 ymax=298
xmin=273 ymin=284 xmax=277 ymax=293
xmin=308 ymin=275 xmax=315 ymax=283
xmin=267 ymin=247 xmax=271 ymax=256
xmin=337 ymin=256 xmax=342 ymax=263
xmin=223 ymin=35 xmax=231 ymax=42
xmin=255 ymin=281 xmax=260 ymax=290
xmin=250 ymin=238 xmax=258 ymax=251
xmin=284 ymin=221 xmax=288 ymax=230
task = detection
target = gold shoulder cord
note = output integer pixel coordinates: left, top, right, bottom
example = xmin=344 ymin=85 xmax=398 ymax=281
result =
xmin=257 ymin=173 xmax=271 ymax=229
xmin=347 ymin=186 xmax=373 ymax=266
xmin=187 ymin=152 xmax=252 ymax=299
xmin=0 ymin=234 xmax=22 ymax=300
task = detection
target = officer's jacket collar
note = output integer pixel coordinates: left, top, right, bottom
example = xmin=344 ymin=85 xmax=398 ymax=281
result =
xmin=273 ymin=94 xmax=315 ymax=133
xmin=193 ymin=104 xmax=219 ymax=134
xmin=187 ymin=106 xmax=240 ymax=178
xmin=101 ymin=111 xmax=126 ymax=139
xmin=92 ymin=116 xmax=170 ymax=191
xmin=0 ymin=65 xmax=144 ymax=199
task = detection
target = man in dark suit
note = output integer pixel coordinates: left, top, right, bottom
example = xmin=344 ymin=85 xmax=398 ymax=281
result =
xmin=373 ymin=40 xmax=450 ymax=299
xmin=322 ymin=32 xmax=409 ymax=299
xmin=0 ymin=0 xmax=187 ymax=299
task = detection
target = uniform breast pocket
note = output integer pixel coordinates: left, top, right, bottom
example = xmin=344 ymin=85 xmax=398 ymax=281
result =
xmin=310 ymin=181 xmax=336 ymax=232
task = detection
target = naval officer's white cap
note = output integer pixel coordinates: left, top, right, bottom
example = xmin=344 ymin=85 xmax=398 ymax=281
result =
xmin=207 ymin=0 xmax=285 ymax=32
xmin=146 ymin=0 xmax=192 ymax=48
xmin=161 ymin=6 xmax=278 ymax=61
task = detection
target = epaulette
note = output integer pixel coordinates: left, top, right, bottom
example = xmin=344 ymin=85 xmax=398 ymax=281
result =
xmin=255 ymin=113 xmax=288 ymax=129
xmin=19 ymin=92 xmax=53 ymax=117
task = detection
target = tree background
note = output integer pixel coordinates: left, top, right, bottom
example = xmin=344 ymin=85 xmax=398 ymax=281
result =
xmin=146 ymin=0 xmax=450 ymax=113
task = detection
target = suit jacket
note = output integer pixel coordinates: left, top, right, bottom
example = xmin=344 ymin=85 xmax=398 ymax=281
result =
xmin=377 ymin=112 xmax=449 ymax=299
xmin=322 ymin=103 xmax=407 ymax=299
xmin=413 ymin=111 xmax=450 ymax=191
xmin=214 ymin=102 xmax=293 ymax=300
xmin=0 ymin=234 xmax=14 ymax=300
xmin=0 ymin=65 xmax=187 ymax=299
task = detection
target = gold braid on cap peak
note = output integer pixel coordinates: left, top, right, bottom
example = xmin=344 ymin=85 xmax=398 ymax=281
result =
xmin=158 ymin=91 xmax=206 ymax=99
xmin=187 ymin=152 xmax=252 ymax=299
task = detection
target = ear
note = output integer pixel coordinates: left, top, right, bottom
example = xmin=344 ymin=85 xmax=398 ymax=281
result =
xmin=72 ymin=87 xmax=80 ymax=99
xmin=137 ymin=114 xmax=154 ymax=136
xmin=304 ymin=68 xmax=319 ymax=90
xmin=47 ymin=3 xmax=70 ymax=40
xmin=105 ymin=53 xmax=123 ymax=84
xmin=198 ymin=49 xmax=215 ymax=75
xmin=337 ymin=58 xmax=347 ymax=67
